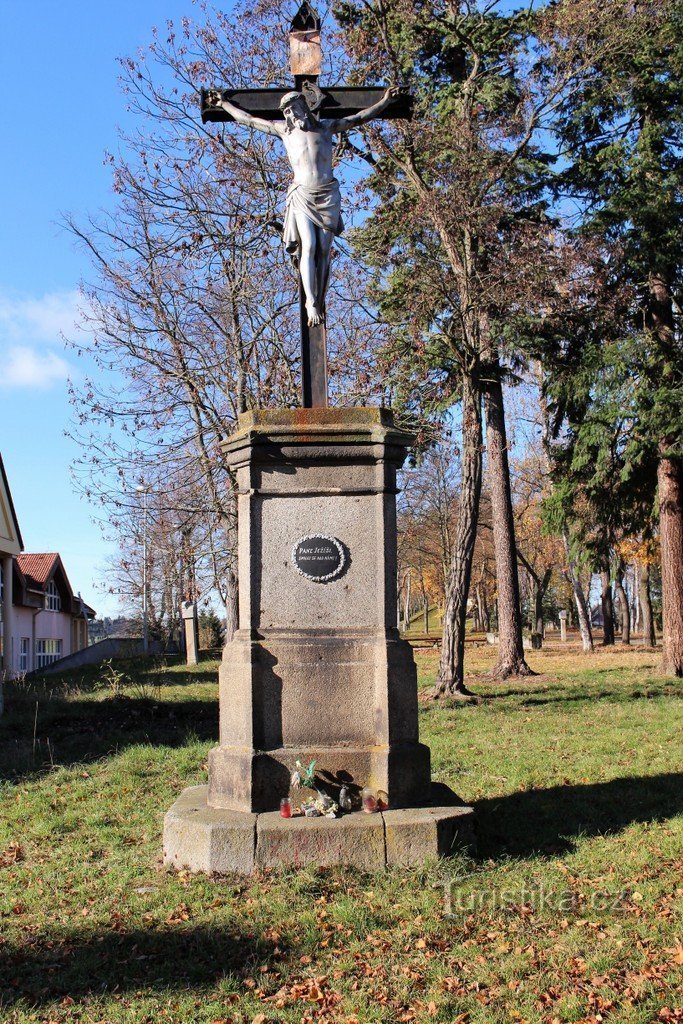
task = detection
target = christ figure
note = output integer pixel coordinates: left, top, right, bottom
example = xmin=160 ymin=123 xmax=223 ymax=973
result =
xmin=205 ymin=87 xmax=399 ymax=326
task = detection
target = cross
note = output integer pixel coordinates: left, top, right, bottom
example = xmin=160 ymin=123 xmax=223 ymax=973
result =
xmin=200 ymin=2 xmax=412 ymax=409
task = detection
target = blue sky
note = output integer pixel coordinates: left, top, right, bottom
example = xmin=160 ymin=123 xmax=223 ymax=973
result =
xmin=0 ymin=0 xmax=232 ymax=616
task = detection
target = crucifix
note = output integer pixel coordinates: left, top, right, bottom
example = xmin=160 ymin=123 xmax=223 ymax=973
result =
xmin=201 ymin=2 xmax=412 ymax=408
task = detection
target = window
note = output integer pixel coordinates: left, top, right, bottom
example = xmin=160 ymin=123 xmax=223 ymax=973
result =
xmin=45 ymin=580 xmax=61 ymax=612
xmin=35 ymin=639 xmax=62 ymax=668
xmin=19 ymin=638 xmax=29 ymax=673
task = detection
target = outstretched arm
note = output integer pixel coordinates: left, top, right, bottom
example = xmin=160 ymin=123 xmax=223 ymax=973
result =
xmin=204 ymin=90 xmax=284 ymax=138
xmin=327 ymin=86 xmax=401 ymax=133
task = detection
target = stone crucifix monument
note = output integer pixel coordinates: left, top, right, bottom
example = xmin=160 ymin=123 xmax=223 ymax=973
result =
xmin=163 ymin=4 xmax=474 ymax=873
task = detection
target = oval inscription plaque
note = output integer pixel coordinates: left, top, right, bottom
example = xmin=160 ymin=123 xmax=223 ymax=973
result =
xmin=292 ymin=534 xmax=345 ymax=582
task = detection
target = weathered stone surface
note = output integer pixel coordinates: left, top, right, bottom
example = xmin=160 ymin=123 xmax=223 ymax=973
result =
xmin=208 ymin=741 xmax=431 ymax=814
xmin=208 ymin=747 xmax=291 ymax=813
xmin=216 ymin=632 xmax=422 ymax=749
xmin=256 ymin=809 xmax=386 ymax=870
xmin=384 ymin=805 xmax=476 ymax=867
xmin=206 ymin=409 xmax=431 ymax=815
xmin=163 ymin=786 xmax=256 ymax=875
xmin=163 ymin=788 xmax=475 ymax=875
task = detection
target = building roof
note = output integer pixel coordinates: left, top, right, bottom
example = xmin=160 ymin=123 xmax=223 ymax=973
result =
xmin=15 ymin=552 xmax=97 ymax=618
xmin=17 ymin=552 xmax=60 ymax=591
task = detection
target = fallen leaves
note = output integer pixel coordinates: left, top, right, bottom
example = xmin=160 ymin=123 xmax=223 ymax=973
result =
xmin=667 ymin=943 xmax=683 ymax=965
xmin=0 ymin=842 xmax=24 ymax=868
xmin=165 ymin=902 xmax=191 ymax=924
xmin=261 ymin=974 xmax=342 ymax=1013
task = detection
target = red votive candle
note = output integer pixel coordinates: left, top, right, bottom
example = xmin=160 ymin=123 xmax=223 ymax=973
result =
xmin=280 ymin=797 xmax=292 ymax=818
xmin=361 ymin=788 xmax=377 ymax=813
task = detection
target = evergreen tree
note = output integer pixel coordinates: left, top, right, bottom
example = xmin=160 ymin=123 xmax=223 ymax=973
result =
xmin=546 ymin=0 xmax=683 ymax=674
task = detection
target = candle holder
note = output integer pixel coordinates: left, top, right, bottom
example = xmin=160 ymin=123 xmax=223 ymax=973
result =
xmin=339 ymin=785 xmax=353 ymax=812
xmin=361 ymin=787 xmax=377 ymax=813
xmin=280 ymin=797 xmax=292 ymax=818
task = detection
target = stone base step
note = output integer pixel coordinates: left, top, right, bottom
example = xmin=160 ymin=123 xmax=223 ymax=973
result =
xmin=163 ymin=784 xmax=475 ymax=874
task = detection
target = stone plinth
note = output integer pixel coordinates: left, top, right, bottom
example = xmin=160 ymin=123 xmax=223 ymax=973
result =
xmin=208 ymin=408 xmax=431 ymax=813
xmin=164 ymin=408 xmax=474 ymax=873
xmin=164 ymin=786 xmax=475 ymax=874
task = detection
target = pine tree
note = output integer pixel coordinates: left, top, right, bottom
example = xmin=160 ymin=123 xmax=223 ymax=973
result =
xmin=547 ymin=0 xmax=683 ymax=674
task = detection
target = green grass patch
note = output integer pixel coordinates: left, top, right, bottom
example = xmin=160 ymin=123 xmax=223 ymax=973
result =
xmin=0 ymin=648 xmax=681 ymax=1023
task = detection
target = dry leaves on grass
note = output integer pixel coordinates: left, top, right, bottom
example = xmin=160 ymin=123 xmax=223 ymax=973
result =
xmin=166 ymin=902 xmax=191 ymax=924
xmin=262 ymin=974 xmax=342 ymax=1013
xmin=667 ymin=943 xmax=683 ymax=965
xmin=0 ymin=842 xmax=24 ymax=867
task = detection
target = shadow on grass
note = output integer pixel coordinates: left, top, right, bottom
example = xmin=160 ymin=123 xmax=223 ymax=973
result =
xmin=30 ymin=651 xmax=220 ymax=690
xmin=455 ymin=678 xmax=679 ymax=706
xmin=0 ymin=924 xmax=276 ymax=1007
xmin=0 ymin=695 xmax=218 ymax=783
xmin=516 ymin=685 xmax=680 ymax=708
xmin=475 ymin=772 xmax=683 ymax=859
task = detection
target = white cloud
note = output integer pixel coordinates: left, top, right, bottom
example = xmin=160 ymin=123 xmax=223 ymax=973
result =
xmin=1 ymin=345 xmax=72 ymax=390
xmin=0 ymin=288 xmax=84 ymax=344
xmin=0 ymin=287 xmax=87 ymax=391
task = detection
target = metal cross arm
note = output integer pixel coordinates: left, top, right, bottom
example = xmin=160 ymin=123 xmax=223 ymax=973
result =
xmin=200 ymin=87 xmax=413 ymax=124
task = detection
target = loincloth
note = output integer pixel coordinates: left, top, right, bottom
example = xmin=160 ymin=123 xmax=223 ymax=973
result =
xmin=282 ymin=178 xmax=344 ymax=257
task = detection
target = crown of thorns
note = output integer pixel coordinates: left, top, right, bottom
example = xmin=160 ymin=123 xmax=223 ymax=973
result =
xmin=280 ymin=91 xmax=305 ymax=110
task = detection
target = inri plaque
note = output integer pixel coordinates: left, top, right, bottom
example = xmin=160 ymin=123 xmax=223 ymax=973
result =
xmin=292 ymin=534 xmax=345 ymax=582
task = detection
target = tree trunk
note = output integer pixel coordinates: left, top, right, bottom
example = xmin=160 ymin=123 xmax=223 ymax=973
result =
xmin=402 ymin=570 xmax=411 ymax=631
xmin=614 ymin=562 xmax=630 ymax=646
xmin=632 ymin=562 xmax=640 ymax=632
xmin=476 ymin=581 xmax=490 ymax=633
xmin=562 ymin=529 xmax=594 ymax=651
xmin=434 ymin=372 xmax=483 ymax=697
xmin=658 ymin=454 xmax=683 ymax=675
xmin=534 ymin=584 xmax=544 ymax=637
xmin=528 ymin=577 xmax=543 ymax=649
xmin=646 ymin=273 xmax=682 ymax=674
xmin=423 ymin=598 xmax=429 ymax=634
xmin=517 ymin=553 xmax=552 ymax=644
xmin=536 ymin=362 xmax=592 ymax=652
xmin=601 ymin=566 xmax=615 ymax=646
xmin=483 ymin=360 xmax=534 ymax=678
xmin=639 ymin=559 xmax=656 ymax=648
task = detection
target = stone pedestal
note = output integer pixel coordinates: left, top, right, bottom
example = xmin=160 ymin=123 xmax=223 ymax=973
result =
xmin=559 ymin=610 xmax=568 ymax=641
xmin=164 ymin=409 xmax=474 ymax=872
xmin=181 ymin=600 xmax=199 ymax=666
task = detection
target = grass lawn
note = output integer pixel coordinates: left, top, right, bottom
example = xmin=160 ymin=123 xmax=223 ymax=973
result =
xmin=0 ymin=645 xmax=681 ymax=1024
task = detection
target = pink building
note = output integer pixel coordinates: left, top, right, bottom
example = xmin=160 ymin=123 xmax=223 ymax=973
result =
xmin=11 ymin=554 xmax=95 ymax=673
xmin=0 ymin=456 xmax=95 ymax=679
